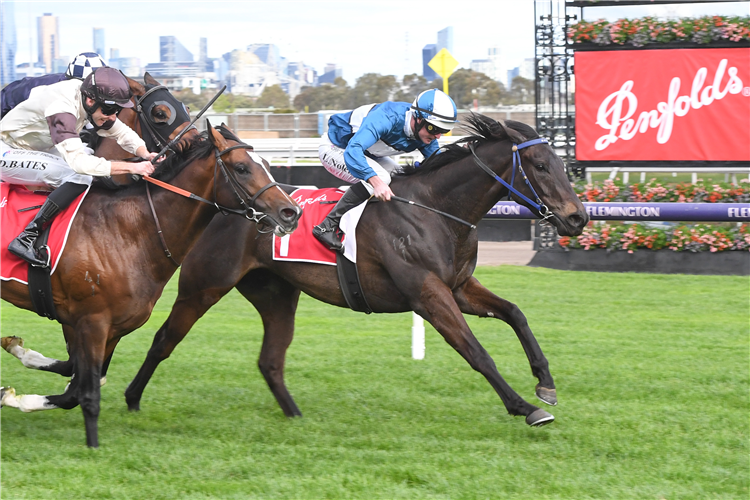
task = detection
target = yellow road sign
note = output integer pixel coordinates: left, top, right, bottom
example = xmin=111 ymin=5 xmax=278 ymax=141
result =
xmin=428 ymin=48 xmax=459 ymax=79
xmin=427 ymin=48 xmax=459 ymax=135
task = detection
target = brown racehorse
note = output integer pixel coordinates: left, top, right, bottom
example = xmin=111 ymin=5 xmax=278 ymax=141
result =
xmin=123 ymin=115 xmax=588 ymax=427
xmin=1 ymin=74 xmax=197 ymax=381
xmin=0 ymin=124 xmax=301 ymax=447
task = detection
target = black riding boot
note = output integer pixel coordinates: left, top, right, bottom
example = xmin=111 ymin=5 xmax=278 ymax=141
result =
xmin=313 ymin=182 xmax=371 ymax=252
xmin=8 ymin=182 xmax=88 ymax=267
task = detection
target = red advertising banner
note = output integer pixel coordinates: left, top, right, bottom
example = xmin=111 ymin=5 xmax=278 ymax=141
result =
xmin=575 ymin=48 xmax=750 ymax=161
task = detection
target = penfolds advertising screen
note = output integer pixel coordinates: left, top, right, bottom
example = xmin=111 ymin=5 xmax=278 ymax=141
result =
xmin=575 ymin=48 xmax=750 ymax=162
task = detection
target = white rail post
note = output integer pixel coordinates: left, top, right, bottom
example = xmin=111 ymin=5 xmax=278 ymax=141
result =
xmin=412 ymin=312 xmax=425 ymax=360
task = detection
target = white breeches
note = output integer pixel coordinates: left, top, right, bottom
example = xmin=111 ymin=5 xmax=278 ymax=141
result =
xmin=0 ymin=140 xmax=93 ymax=188
xmin=318 ymin=134 xmax=399 ymax=195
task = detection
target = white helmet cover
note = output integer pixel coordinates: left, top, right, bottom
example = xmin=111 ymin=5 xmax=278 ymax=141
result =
xmin=66 ymin=52 xmax=107 ymax=80
xmin=411 ymin=89 xmax=458 ymax=131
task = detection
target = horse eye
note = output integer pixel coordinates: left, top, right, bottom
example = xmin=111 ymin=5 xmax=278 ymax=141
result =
xmin=235 ymin=164 xmax=249 ymax=174
xmin=535 ymin=163 xmax=547 ymax=171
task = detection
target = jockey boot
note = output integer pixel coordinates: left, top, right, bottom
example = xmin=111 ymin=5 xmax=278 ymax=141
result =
xmin=8 ymin=182 xmax=88 ymax=268
xmin=313 ymin=182 xmax=371 ymax=252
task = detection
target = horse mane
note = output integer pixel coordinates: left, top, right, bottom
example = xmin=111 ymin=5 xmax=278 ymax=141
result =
xmin=149 ymin=125 xmax=242 ymax=183
xmin=399 ymin=114 xmax=539 ymax=177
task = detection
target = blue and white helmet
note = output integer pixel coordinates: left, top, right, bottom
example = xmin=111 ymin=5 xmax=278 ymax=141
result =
xmin=411 ymin=89 xmax=458 ymax=132
xmin=66 ymin=52 xmax=107 ymax=80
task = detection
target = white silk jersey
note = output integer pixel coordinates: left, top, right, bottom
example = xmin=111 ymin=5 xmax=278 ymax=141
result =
xmin=0 ymin=78 xmax=145 ymax=176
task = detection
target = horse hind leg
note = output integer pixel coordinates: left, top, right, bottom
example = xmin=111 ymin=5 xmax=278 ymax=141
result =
xmin=1 ymin=336 xmax=74 ymax=376
xmin=453 ymin=277 xmax=557 ymax=406
xmin=1 ymin=386 xmax=62 ymax=412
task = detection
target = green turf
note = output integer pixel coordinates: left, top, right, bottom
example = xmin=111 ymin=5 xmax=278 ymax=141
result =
xmin=1 ymin=266 xmax=748 ymax=499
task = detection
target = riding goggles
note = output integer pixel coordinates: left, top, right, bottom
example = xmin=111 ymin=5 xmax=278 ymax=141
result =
xmin=425 ymin=122 xmax=450 ymax=136
xmin=98 ymin=102 xmax=123 ymax=116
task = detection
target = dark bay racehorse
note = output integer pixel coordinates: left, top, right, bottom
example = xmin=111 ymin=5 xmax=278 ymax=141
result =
xmin=0 ymin=124 xmax=301 ymax=447
xmin=124 ymin=115 xmax=588 ymax=427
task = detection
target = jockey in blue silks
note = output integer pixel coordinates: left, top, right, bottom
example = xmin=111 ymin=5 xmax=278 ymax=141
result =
xmin=314 ymin=88 xmax=459 ymax=251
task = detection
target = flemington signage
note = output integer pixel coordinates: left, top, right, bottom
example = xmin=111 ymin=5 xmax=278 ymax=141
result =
xmin=575 ymin=48 xmax=750 ymax=161
xmin=485 ymin=202 xmax=750 ymax=222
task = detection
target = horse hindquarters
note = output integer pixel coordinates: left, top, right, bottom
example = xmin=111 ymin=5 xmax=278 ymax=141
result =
xmin=416 ymin=274 xmax=550 ymax=424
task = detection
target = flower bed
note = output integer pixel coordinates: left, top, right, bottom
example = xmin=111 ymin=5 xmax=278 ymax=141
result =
xmin=558 ymin=223 xmax=750 ymax=253
xmin=568 ymin=15 xmax=750 ymax=47
xmin=573 ymin=179 xmax=750 ymax=204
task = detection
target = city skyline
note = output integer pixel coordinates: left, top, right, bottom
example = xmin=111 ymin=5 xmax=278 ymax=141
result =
xmin=8 ymin=0 xmax=538 ymax=84
xmin=5 ymin=0 xmax=748 ymax=86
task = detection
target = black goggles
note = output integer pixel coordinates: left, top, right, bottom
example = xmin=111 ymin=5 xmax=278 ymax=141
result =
xmin=425 ymin=122 xmax=450 ymax=135
xmin=97 ymin=102 xmax=123 ymax=116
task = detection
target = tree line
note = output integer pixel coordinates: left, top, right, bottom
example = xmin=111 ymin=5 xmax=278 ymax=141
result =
xmin=173 ymin=69 xmax=534 ymax=113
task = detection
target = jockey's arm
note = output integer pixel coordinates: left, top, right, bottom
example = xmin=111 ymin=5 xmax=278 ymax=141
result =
xmin=48 ymin=113 xmax=155 ymax=177
xmin=344 ymin=112 xmax=395 ymax=201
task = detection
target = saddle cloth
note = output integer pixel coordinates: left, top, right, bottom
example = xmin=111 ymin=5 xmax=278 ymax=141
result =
xmin=0 ymin=183 xmax=87 ymax=284
xmin=273 ymin=187 xmax=368 ymax=265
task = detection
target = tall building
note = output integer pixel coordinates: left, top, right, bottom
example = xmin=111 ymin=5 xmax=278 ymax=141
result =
xmin=38 ymin=13 xmax=60 ymax=73
xmin=437 ymin=26 xmax=454 ymax=53
xmin=1 ymin=0 xmax=17 ymax=85
xmin=199 ymin=37 xmax=209 ymax=71
xmin=93 ymin=28 xmax=105 ymax=58
xmin=422 ymin=44 xmax=437 ymax=81
xmin=318 ymin=63 xmax=342 ymax=85
xmin=160 ymin=36 xmax=193 ymax=63
xmin=470 ymin=47 xmax=507 ymax=87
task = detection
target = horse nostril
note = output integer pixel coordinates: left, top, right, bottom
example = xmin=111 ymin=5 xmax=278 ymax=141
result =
xmin=280 ymin=208 xmax=298 ymax=222
xmin=568 ymin=213 xmax=587 ymax=228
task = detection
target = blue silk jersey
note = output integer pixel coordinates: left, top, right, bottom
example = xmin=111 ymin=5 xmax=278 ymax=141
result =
xmin=326 ymin=102 xmax=440 ymax=181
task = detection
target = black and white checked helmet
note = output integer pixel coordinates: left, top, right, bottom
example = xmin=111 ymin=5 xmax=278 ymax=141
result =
xmin=65 ymin=52 xmax=107 ymax=80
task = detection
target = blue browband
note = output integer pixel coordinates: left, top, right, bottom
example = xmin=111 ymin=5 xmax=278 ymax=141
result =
xmin=469 ymin=137 xmax=553 ymax=220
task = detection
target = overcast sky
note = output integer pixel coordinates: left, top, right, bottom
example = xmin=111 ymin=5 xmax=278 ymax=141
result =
xmin=6 ymin=0 xmax=749 ymax=83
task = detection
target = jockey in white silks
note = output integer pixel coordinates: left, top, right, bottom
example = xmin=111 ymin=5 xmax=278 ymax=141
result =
xmin=0 ymin=67 xmax=157 ymax=267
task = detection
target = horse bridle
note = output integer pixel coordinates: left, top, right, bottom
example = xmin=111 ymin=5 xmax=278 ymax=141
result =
xmin=469 ymin=138 xmax=554 ymax=221
xmin=211 ymin=144 xmax=282 ymax=225
xmin=143 ymin=142 xmax=284 ymax=264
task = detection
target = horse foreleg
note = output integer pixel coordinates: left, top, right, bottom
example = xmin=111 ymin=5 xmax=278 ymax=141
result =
xmin=453 ymin=276 xmax=557 ymax=406
xmin=237 ymin=274 xmax=302 ymax=417
xmin=124 ymin=289 xmax=231 ymax=411
xmin=65 ymin=320 xmax=107 ymax=448
xmin=416 ymin=274 xmax=553 ymax=426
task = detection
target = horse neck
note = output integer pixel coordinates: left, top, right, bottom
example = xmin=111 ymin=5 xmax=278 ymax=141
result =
xmin=423 ymin=144 xmax=512 ymax=224
xmin=143 ymin=153 xmax=223 ymax=267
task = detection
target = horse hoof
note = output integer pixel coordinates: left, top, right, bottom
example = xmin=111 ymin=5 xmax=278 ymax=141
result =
xmin=535 ymin=385 xmax=557 ymax=406
xmin=1 ymin=336 xmax=23 ymax=352
xmin=526 ymin=408 xmax=555 ymax=427
xmin=1 ymin=387 xmax=16 ymax=407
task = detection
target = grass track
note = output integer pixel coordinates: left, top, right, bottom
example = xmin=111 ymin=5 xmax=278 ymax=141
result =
xmin=1 ymin=266 xmax=748 ymax=499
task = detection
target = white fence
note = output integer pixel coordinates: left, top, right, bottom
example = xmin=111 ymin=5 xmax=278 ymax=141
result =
xmin=245 ymin=137 xmax=466 ymax=167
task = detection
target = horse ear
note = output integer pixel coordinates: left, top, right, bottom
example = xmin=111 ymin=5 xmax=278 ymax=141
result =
xmin=497 ymin=120 xmax=526 ymax=144
xmin=126 ymin=76 xmax=145 ymax=97
xmin=144 ymin=72 xmax=161 ymax=87
xmin=206 ymin=120 xmax=228 ymax=149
